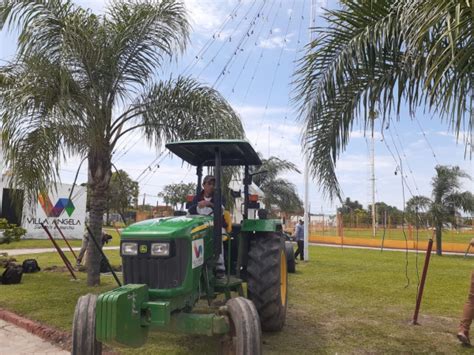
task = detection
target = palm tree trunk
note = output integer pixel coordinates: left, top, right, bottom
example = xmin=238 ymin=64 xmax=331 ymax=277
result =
xmin=86 ymin=150 xmax=112 ymax=286
xmin=435 ymin=221 xmax=443 ymax=256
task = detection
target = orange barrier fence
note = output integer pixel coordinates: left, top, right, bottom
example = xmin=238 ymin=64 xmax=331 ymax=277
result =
xmin=309 ymin=234 xmax=470 ymax=254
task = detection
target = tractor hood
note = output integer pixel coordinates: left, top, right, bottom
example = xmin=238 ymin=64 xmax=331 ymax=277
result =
xmin=121 ymin=215 xmax=212 ymax=239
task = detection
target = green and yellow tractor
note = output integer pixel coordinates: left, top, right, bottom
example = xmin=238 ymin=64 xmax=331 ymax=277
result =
xmin=72 ymin=139 xmax=288 ymax=354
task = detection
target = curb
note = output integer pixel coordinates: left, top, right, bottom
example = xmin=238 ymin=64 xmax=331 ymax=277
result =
xmin=0 ymin=308 xmax=118 ymax=354
xmin=0 ymin=308 xmax=71 ymax=351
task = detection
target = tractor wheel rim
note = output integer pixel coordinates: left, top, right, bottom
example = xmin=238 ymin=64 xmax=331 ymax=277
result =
xmin=280 ymin=249 xmax=287 ymax=306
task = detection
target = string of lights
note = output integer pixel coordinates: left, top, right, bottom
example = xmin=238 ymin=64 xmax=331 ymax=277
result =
xmin=276 ymin=0 xmax=307 ymax=156
xmin=253 ymin=0 xmax=298 ymax=149
xmin=196 ymin=0 xmax=259 ymax=80
xmin=229 ymin=0 xmax=279 ymax=95
xmin=212 ymin=1 xmax=270 ymax=89
xmin=181 ymin=1 xmax=244 ymax=77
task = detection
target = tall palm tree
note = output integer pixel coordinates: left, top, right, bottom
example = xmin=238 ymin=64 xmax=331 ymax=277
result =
xmin=0 ymin=0 xmax=244 ymax=285
xmin=252 ymin=157 xmax=303 ymax=215
xmin=406 ymin=195 xmax=432 ymax=227
xmin=406 ymin=166 xmax=474 ymax=255
xmin=294 ymin=0 xmax=473 ymax=200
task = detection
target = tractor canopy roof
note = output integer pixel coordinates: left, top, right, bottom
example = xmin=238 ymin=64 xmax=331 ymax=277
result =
xmin=166 ymin=139 xmax=262 ymax=167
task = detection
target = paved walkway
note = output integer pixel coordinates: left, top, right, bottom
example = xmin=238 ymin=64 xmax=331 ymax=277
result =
xmin=0 ymin=319 xmax=68 ymax=354
xmin=0 ymin=246 xmax=119 ymax=256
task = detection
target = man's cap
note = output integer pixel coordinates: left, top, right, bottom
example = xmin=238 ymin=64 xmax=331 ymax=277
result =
xmin=203 ymin=175 xmax=215 ymax=184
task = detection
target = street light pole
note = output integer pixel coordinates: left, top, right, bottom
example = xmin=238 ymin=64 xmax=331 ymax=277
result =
xmin=303 ymin=0 xmax=316 ymax=261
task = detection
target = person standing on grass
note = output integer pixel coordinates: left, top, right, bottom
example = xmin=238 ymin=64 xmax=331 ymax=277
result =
xmin=76 ymin=231 xmax=112 ymax=267
xmin=294 ymin=219 xmax=304 ymax=261
xmin=457 ymin=238 xmax=474 ymax=345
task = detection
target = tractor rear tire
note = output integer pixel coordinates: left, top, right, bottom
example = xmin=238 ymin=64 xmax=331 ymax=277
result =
xmin=247 ymin=233 xmax=288 ymax=331
xmin=72 ymin=294 xmax=102 ymax=355
xmin=285 ymin=242 xmax=296 ymax=273
xmin=219 ymin=297 xmax=262 ymax=355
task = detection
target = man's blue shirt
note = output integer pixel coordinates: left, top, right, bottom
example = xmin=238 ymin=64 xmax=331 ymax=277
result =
xmin=295 ymin=223 xmax=304 ymax=241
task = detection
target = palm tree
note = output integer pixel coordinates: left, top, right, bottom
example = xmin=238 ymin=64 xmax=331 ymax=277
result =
xmin=0 ymin=0 xmax=244 ymax=285
xmin=294 ymin=0 xmax=472 ymax=199
xmin=406 ymin=195 xmax=432 ymax=227
xmin=406 ymin=166 xmax=474 ymax=255
xmin=251 ymin=157 xmax=303 ymax=216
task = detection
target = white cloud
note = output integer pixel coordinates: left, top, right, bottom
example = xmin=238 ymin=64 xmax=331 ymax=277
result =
xmin=234 ymin=104 xmax=289 ymax=119
xmin=183 ymin=0 xmax=254 ymax=38
xmin=336 ymin=154 xmax=393 ymax=173
xmin=258 ymin=33 xmax=295 ymax=49
xmin=436 ymin=130 xmax=473 ymax=146
xmin=183 ymin=0 xmax=226 ymax=33
xmin=351 ymin=130 xmax=382 ymax=140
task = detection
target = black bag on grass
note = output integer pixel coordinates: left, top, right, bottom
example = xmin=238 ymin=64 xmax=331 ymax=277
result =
xmin=100 ymin=257 xmax=110 ymax=273
xmin=1 ymin=265 xmax=23 ymax=284
xmin=22 ymin=259 xmax=41 ymax=273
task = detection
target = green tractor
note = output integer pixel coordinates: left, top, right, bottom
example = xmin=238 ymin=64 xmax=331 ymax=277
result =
xmin=72 ymin=140 xmax=288 ymax=354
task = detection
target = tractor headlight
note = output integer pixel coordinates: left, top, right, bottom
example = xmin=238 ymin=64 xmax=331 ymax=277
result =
xmin=151 ymin=242 xmax=170 ymax=257
xmin=122 ymin=242 xmax=138 ymax=255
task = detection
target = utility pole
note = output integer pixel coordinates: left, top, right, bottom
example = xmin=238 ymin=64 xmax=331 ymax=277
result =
xmin=370 ymin=112 xmax=377 ymax=238
xmin=303 ymin=0 xmax=316 ymax=261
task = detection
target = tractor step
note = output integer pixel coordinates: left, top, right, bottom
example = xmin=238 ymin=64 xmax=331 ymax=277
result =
xmin=215 ymin=276 xmax=244 ymax=299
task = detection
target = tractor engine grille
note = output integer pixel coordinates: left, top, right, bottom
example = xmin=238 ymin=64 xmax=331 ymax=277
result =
xmin=122 ymin=239 xmax=189 ymax=289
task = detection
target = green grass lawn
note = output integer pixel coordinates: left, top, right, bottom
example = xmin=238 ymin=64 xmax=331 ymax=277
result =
xmin=0 ymin=228 xmax=121 ymax=250
xmin=0 ymin=246 xmax=472 ymax=353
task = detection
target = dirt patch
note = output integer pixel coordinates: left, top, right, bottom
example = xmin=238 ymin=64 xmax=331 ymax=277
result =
xmin=43 ymin=265 xmax=70 ymax=273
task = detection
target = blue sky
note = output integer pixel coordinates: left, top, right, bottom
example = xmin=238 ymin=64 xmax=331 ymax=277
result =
xmin=0 ymin=0 xmax=472 ymax=214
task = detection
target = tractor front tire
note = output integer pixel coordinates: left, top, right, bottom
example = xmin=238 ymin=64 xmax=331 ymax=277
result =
xmin=285 ymin=242 xmax=296 ymax=273
xmin=219 ymin=297 xmax=262 ymax=355
xmin=247 ymin=233 xmax=288 ymax=331
xmin=72 ymin=294 xmax=102 ymax=355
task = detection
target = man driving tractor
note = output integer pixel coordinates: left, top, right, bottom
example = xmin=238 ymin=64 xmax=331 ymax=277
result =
xmin=187 ymin=174 xmax=226 ymax=279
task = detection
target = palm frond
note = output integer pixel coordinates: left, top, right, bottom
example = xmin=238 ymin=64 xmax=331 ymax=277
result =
xmin=105 ymin=0 xmax=189 ymax=97
xmin=294 ymin=1 xmax=407 ymax=199
xmin=115 ymin=76 xmax=244 ymax=146
xmin=262 ymin=178 xmax=303 ymax=215
xmin=402 ymin=0 xmax=473 ymax=134
xmin=252 ymin=156 xmax=301 ymax=187
xmin=0 ymin=0 xmax=78 ymax=59
xmin=0 ymin=53 xmax=89 ymax=202
xmin=294 ymin=0 xmax=473 ymax=199
xmin=444 ymin=191 xmax=474 ymax=213
xmin=432 ymin=165 xmax=471 ymax=201
xmin=2 ymin=125 xmax=83 ymax=204
xmin=406 ymin=195 xmax=432 ymax=214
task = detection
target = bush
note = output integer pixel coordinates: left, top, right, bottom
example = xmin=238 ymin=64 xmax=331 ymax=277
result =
xmin=0 ymin=218 xmax=27 ymax=244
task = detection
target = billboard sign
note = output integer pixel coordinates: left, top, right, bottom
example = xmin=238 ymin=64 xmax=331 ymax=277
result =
xmin=22 ymin=183 xmax=87 ymax=239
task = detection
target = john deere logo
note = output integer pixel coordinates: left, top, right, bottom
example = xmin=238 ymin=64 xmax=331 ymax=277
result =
xmin=39 ymin=194 xmax=75 ymax=217
xmin=139 ymin=245 xmax=148 ymax=253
